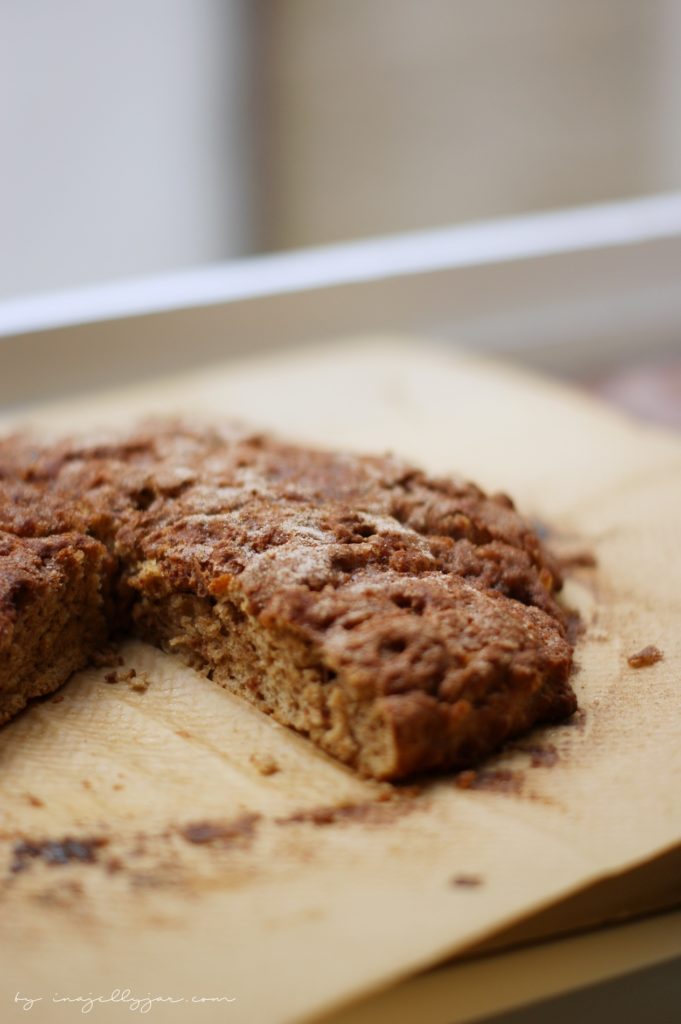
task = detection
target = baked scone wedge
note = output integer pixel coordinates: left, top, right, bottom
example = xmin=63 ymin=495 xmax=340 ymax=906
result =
xmin=0 ymin=530 xmax=114 ymax=724
xmin=0 ymin=422 xmax=576 ymax=778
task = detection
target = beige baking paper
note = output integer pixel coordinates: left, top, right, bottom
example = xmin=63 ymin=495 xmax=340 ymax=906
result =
xmin=0 ymin=339 xmax=679 ymax=1024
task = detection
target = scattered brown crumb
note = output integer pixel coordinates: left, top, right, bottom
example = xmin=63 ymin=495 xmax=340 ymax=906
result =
xmin=112 ymin=783 xmax=124 ymax=791
xmin=175 ymin=729 xmax=192 ymax=739
xmin=51 ymin=695 xmax=65 ymax=704
xmin=102 ymin=667 xmax=149 ymax=691
xmin=455 ymin=768 xmax=523 ymax=794
xmin=179 ymin=813 xmax=261 ymax=847
xmin=25 ymin=794 xmax=44 ymax=807
xmin=10 ymin=836 xmax=109 ymax=874
xmin=105 ymin=856 xmax=124 ymax=874
xmin=275 ymin=796 xmax=418 ymax=827
xmin=628 ymin=645 xmax=664 ymax=669
xmin=128 ymin=670 xmax=149 ymax=693
xmin=451 ymin=874 xmax=483 ymax=888
xmin=250 ymin=753 xmax=280 ymax=776
xmin=81 ymin=779 xmax=92 ymax=790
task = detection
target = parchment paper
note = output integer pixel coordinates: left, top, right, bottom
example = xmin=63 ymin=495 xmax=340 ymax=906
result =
xmin=0 ymin=339 xmax=679 ymax=1024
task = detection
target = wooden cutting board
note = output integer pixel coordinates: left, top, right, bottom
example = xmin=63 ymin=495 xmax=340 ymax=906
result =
xmin=0 ymin=339 xmax=680 ymax=1024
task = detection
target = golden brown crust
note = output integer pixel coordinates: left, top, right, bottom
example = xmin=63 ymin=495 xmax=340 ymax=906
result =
xmin=0 ymin=421 xmax=576 ymax=777
xmin=0 ymin=530 xmax=115 ymax=723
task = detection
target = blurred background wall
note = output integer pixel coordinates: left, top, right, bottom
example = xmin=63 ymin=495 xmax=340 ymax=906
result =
xmin=2 ymin=0 xmax=681 ymax=297
xmin=0 ymin=0 xmax=256 ymax=297
xmin=262 ymin=0 xmax=681 ymax=248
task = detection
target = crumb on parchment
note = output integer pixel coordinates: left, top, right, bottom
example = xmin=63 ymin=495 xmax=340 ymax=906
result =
xmin=627 ymin=645 xmax=664 ymax=669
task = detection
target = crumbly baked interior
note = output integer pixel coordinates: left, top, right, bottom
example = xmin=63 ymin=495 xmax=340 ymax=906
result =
xmin=0 ymin=422 xmax=576 ymax=779
xmin=0 ymin=529 xmax=114 ymax=723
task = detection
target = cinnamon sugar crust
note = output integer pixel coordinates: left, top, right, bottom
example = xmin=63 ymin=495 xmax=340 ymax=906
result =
xmin=0 ymin=422 xmax=576 ymax=778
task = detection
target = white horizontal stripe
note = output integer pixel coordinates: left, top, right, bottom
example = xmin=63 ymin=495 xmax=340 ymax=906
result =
xmin=2 ymin=192 xmax=681 ymax=337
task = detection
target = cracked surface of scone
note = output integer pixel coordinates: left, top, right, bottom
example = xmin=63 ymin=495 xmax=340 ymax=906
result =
xmin=0 ymin=527 xmax=115 ymax=724
xmin=0 ymin=423 xmax=576 ymax=778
